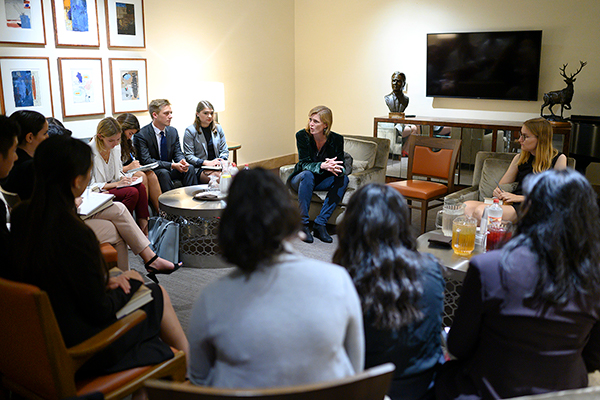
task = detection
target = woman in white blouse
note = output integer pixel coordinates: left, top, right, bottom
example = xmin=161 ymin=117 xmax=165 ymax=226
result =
xmin=89 ymin=117 xmax=149 ymax=234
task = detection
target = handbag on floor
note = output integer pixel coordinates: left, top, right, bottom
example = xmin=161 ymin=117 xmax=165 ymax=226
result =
xmin=148 ymin=216 xmax=180 ymax=263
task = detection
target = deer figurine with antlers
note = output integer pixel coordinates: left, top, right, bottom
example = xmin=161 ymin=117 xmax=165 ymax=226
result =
xmin=541 ymin=61 xmax=587 ymax=120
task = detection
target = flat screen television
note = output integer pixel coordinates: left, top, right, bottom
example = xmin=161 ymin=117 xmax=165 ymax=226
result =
xmin=426 ymin=30 xmax=543 ymax=101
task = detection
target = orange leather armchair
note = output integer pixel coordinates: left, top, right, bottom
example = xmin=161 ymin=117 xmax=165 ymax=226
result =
xmin=0 ymin=277 xmax=186 ymax=400
xmin=387 ymin=135 xmax=461 ymax=233
xmin=100 ymin=242 xmax=118 ymax=268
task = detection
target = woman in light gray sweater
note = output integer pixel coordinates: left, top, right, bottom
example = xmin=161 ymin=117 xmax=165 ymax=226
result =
xmin=187 ymin=168 xmax=364 ymax=388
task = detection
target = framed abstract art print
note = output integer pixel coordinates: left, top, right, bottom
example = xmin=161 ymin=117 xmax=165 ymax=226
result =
xmin=0 ymin=0 xmax=46 ymax=45
xmin=58 ymin=57 xmax=105 ymax=117
xmin=109 ymin=58 xmax=148 ymax=114
xmin=105 ymin=0 xmax=145 ymax=48
xmin=51 ymin=0 xmax=99 ymax=47
xmin=0 ymin=57 xmax=54 ymax=117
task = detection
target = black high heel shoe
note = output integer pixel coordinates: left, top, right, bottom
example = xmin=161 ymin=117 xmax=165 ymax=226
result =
xmin=145 ymin=254 xmax=183 ymax=283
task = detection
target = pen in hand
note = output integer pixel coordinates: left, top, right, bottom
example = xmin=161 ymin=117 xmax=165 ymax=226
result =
xmin=493 ymin=178 xmax=504 ymax=193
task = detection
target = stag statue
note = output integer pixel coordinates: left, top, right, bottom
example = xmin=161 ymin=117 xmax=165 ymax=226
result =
xmin=541 ymin=61 xmax=587 ymax=121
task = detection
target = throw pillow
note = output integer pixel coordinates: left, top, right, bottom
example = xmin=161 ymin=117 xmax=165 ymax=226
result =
xmin=479 ymin=158 xmax=517 ymax=201
xmin=352 ymin=160 xmax=369 ymax=173
xmin=344 ymin=137 xmax=378 ymax=170
xmin=343 ymin=151 xmax=354 ymax=175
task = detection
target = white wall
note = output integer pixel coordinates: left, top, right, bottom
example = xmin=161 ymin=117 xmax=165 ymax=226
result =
xmin=0 ymin=0 xmax=296 ymax=165
xmin=295 ymin=0 xmax=600 ymax=138
xmin=144 ymin=0 xmax=296 ymax=164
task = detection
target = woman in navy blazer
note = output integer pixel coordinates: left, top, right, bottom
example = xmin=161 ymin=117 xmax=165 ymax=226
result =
xmin=436 ymin=169 xmax=600 ymax=400
xmin=183 ymin=100 xmax=229 ymax=184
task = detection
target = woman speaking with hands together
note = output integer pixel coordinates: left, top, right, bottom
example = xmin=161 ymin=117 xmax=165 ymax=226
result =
xmin=288 ymin=106 xmax=348 ymax=244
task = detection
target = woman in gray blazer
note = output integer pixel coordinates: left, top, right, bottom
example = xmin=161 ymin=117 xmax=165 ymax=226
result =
xmin=183 ymin=100 xmax=229 ymax=183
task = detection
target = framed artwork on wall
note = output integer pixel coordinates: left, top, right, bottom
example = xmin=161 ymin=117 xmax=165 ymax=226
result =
xmin=58 ymin=57 xmax=105 ymax=117
xmin=51 ymin=0 xmax=99 ymax=47
xmin=109 ymin=58 xmax=148 ymax=114
xmin=0 ymin=0 xmax=46 ymax=45
xmin=0 ymin=57 xmax=54 ymax=117
xmin=105 ymin=0 xmax=145 ymax=48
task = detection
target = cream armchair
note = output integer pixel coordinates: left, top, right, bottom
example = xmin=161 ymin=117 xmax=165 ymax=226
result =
xmin=280 ymin=134 xmax=390 ymax=225
xmin=446 ymin=151 xmax=576 ymax=203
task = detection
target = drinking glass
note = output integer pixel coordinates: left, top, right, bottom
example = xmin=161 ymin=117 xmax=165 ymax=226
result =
xmin=486 ymin=221 xmax=513 ymax=252
xmin=208 ymin=175 xmax=219 ymax=192
xmin=452 ymin=215 xmax=477 ymax=256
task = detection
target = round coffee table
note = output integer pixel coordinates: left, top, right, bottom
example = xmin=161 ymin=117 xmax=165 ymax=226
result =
xmin=158 ymin=185 xmax=229 ymax=268
xmin=417 ymin=229 xmax=484 ymax=327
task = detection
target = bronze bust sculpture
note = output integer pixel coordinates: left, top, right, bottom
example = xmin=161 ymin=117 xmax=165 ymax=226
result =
xmin=384 ymin=71 xmax=409 ymax=113
xmin=541 ymin=61 xmax=587 ymax=121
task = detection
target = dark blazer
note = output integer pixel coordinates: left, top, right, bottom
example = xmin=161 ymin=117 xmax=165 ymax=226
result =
xmin=289 ymin=130 xmax=346 ymax=181
xmin=134 ymin=123 xmax=186 ymax=170
xmin=0 ymin=147 xmax=33 ymax=201
xmin=0 ymin=200 xmax=12 ymax=279
xmin=437 ymin=246 xmax=600 ymax=400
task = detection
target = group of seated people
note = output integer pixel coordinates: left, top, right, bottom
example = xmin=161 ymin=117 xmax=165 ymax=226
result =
xmin=2 ymin=104 xmax=600 ymax=400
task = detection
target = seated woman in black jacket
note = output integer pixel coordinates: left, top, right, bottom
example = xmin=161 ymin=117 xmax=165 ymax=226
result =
xmin=436 ymin=169 xmax=600 ymax=399
xmin=288 ymin=105 xmax=348 ymax=244
xmin=10 ymin=136 xmax=188 ymax=385
xmin=0 ymin=115 xmax=19 ymax=275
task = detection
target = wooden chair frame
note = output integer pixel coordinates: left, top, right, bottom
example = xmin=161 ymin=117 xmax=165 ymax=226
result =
xmin=144 ymin=363 xmax=396 ymax=400
xmin=394 ymin=135 xmax=461 ymax=233
xmin=0 ymin=277 xmax=186 ymax=400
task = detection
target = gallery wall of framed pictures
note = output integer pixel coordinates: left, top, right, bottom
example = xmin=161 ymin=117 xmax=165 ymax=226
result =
xmin=0 ymin=0 xmax=148 ymax=120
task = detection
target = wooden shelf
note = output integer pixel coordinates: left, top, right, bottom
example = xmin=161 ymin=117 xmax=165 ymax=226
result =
xmin=374 ymin=116 xmax=571 ymax=154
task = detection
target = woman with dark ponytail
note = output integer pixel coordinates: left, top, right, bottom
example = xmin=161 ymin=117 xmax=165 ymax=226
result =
xmin=10 ymin=135 xmax=188 ymax=384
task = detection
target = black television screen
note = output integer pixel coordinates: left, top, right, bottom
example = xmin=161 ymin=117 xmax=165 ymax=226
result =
xmin=426 ymin=30 xmax=542 ymax=101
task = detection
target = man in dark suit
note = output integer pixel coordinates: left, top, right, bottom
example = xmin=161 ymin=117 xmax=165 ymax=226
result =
xmin=134 ymin=99 xmax=197 ymax=192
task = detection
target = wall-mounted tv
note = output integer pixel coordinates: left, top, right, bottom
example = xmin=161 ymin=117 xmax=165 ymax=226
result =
xmin=426 ymin=30 xmax=543 ymax=101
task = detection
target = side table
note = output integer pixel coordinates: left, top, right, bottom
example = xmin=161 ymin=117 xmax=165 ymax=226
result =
xmin=227 ymin=141 xmax=241 ymax=165
xmin=417 ymin=229 xmax=484 ymax=327
xmin=158 ymin=185 xmax=229 ymax=268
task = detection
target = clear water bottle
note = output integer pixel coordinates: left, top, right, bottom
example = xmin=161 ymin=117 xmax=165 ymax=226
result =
xmin=487 ymin=198 xmax=503 ymax=225
xmin=219 ymin=160 xmax=232 ymax=194
xmin=243 ymin=164 xmax=250 ymax=170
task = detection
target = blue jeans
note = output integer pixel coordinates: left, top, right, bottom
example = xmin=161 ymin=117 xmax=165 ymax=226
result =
xmin=290 ymin=171 xmax=349 ymax=226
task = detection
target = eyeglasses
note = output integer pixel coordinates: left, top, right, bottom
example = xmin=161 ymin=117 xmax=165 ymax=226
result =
xmin=518 ymin=133 xmax=535 ymax=141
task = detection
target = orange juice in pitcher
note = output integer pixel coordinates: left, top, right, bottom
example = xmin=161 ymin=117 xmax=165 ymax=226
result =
xmin=452 ymin=216 xmax=477 ymax=256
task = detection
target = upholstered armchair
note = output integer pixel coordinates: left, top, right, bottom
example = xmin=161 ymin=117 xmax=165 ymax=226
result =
xmin=0 ymin=277 xmax=186 ymax=400
xmin=445 ymin=151 xmax=576 ymax=203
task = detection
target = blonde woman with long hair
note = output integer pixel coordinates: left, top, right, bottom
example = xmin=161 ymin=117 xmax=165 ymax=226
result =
xmin=465 ymin=117 xmax=567 ymax=222
xmin=89 ymin=117 xmax=150 ymax=234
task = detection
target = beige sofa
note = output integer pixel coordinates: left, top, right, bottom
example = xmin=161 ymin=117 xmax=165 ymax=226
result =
xmin=279 ymin=134 xmax=390 ymax=225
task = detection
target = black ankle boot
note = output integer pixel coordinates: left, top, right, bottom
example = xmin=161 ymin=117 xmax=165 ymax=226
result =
xmin=313 ymin=224 xmax=333 ymax=243
xmin=301 ymin=224 xmax=314 ymax=243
